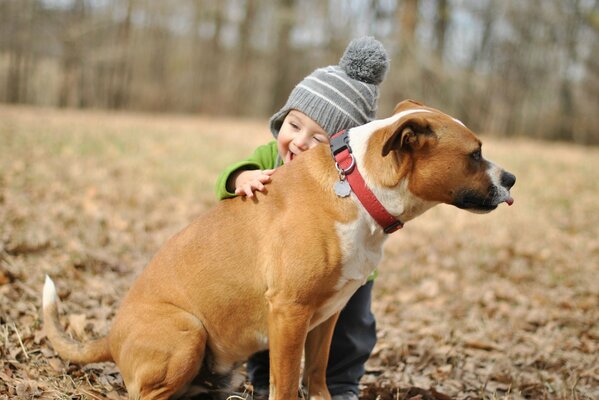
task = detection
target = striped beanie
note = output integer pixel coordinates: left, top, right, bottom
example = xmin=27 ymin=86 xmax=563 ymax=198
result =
xmin=269 ymin=36 xmax=389 ymax=138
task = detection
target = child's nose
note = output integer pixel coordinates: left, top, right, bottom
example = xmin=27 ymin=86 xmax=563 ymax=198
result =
xmin=294 ymin=134 xmax=311 ymax=151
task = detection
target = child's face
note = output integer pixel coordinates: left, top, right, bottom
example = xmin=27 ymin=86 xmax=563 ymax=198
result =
xmin=277 ymin=110 xmax=329 ymax=164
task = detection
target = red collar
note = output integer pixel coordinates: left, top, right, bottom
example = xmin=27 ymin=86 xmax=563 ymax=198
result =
xmin=330 ymin=129 xmax=403 ymax=234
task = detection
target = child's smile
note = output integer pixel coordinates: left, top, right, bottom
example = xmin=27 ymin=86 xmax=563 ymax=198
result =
xmin=277 ymin=110 xmax=329 ymax=164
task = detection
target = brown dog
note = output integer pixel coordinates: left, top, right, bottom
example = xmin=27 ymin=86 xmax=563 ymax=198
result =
xmin=43 ymin=100 xmax=515 ymax=400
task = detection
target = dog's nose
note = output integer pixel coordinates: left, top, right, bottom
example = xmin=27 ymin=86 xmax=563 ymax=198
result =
xmin=500 ymin=171 xmax=516 ymax=189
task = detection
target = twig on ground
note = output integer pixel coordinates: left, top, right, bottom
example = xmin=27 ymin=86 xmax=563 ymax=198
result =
xmin=11 ymin=322 xmax=29 ymax=360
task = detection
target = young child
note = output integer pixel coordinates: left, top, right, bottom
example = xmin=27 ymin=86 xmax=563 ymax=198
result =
xmin=215 ymin=37 xmax=389 ymax=400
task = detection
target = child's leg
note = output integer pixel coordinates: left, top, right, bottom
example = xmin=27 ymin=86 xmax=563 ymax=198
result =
xmin=325 ymin=281 xmax=377 ymax=397
xmin=247 ymin=350 xmax=270 ymax=395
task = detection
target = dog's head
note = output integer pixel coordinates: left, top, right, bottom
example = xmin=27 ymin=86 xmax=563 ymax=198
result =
xmin=352 ymin=99 xmax=515 ymax=221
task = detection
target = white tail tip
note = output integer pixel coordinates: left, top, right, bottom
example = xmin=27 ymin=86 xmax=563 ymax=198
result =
xmin=43 ymin=275 xmax=58 ymax=309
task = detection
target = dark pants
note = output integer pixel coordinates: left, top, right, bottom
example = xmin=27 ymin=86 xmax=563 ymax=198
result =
xmin=247 ymin=281 xmax=377 ymax=396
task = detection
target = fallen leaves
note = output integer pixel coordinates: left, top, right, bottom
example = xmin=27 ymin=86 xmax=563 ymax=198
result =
xmin=1 ymin=106 xmax=598 ymax=399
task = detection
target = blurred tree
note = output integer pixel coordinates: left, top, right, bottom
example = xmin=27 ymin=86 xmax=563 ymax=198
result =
xmin=576 ymin=0 xmax=599 ymax=143
xmin=0 ymin=0 xmax=597 ymax=144
xmin=193 ymin=0 xmax=225 ymax=114
xmin=398 ymin=0 xmax=418 ymax=60
xmin=231 ymin=0 xmax=257 ymax=115
xmin=270 ymin=0 xmax=296 ymax=112
xmin=107 ymin=0 xmax=133 ymax=109
xmin=4 ymin=0 xmax=37 ymax=104
xmin=434 ymin=0 xmax=449 ymax=63
xmin=58 ymin=0 xmax=86 ymax=108
xmin=383 ymin=0 xmax=420 ymax=110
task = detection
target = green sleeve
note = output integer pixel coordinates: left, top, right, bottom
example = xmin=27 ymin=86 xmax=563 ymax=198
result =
xmin=215 ymin=141 xmax=279 ymax=200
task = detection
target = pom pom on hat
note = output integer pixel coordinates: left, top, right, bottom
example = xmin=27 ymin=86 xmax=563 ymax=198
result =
xmin=339 ymin=36 xmax=389 ymax=85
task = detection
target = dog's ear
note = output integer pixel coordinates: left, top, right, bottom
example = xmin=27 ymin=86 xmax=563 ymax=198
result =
xmin=381 ymin=116 xmax=437 ymax=156
xmin=393 ymin=99 xmax=425 ymax=114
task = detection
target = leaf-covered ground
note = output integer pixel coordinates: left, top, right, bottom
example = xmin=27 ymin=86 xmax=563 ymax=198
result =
xmin=1 ymin=105 xmax=597 ymax=399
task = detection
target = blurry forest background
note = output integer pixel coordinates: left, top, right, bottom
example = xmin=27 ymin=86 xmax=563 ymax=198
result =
xmin=1 ymin=0 xmax=599 ymax=144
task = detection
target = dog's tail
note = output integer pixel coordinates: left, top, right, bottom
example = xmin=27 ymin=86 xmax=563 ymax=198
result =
xmin=42 ymin=275 xmax=112 ymax=364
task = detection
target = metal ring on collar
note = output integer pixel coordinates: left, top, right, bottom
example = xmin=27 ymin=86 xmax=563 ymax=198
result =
xmin=335 ymin=153 xmax=356 ymax=176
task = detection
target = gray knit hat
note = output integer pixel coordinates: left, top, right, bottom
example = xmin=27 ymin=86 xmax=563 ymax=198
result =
xmin=269 ymin=36 xmax=389 ymax=138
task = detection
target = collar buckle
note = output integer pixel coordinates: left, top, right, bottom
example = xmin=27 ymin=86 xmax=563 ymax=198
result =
xmin=383 ymin=220 xmax=404 ymax=234
xmin=330 ymin=129 xmax=351 ymax=156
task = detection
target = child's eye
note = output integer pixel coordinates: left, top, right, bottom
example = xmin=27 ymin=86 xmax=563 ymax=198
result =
xmin=290 ymin=122 xmax=300 ymax=130
xmin=312 ymin=135 xmax=328 ymax=144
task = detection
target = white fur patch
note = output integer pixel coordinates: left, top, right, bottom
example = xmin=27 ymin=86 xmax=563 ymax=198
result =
xmin=309 ymin=283 xmax=357 ymax=331
xmin=255 ymin=332 xmax=269 ymax=350
xmin=43 ymin=275 xmax=58 ymax=309
xmin=487 ymin=160 xmax=512 ymax=203
xmin=452 ymin=117 xmax=466 ymax=127
xmin=334 ymin=215 xmax=385 ymax=287
xmin=352 ymin=109 xmax=433 ymax=137
xmin=306 ymin=210 xmax=387 ymax=330
xmin=304 ymin=213 xmax=386 ymax=330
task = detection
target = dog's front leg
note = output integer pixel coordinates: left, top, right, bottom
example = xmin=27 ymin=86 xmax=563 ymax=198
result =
xmin=267 ymin=300 xmax=312 ymax=400
xmin=302 ymin=312 xmax=339 ymax=400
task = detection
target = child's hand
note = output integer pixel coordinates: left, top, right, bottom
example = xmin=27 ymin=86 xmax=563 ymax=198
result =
xmin=233 ymin=169 xmax=275 ymax=197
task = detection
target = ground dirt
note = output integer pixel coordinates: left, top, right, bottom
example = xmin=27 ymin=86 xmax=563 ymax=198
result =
xmin=0 ymin=105 xmax=598 ymax=399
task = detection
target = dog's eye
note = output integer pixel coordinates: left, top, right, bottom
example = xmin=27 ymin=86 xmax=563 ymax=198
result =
xmin=470 ymin=150 xmax=482 ymax=161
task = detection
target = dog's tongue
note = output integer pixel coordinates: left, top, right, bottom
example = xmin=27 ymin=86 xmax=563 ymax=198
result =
xmin=506 ymin=196 xmax=514 ymax=206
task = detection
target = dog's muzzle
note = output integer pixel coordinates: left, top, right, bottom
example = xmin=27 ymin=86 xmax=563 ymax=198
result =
xmin=454 ymin=170 xmax=516 ymax=213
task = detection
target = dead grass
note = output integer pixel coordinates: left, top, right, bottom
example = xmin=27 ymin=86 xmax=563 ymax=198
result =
xmin=0 ymin=105 xmax=597 ymax=399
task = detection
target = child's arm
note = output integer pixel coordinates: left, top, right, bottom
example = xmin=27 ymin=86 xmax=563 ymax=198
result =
xmin=215 ymin=141 xmax=279 ymax=200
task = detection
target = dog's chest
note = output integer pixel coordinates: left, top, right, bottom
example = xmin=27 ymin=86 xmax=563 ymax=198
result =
xmin=335 ymin=215 xmax=385 ymax=285
xmin=310 ymin=216 xmax=384 ymax=329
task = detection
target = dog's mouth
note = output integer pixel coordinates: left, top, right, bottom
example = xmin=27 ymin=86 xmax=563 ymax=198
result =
xmin=453 ymin=187 xmax=514 ymax=214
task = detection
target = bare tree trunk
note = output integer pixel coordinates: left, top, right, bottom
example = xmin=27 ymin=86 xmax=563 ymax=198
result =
xmin=143 ymin=4 xmax=172 ymax=111
xmin=554 ymin=0 xmax=582 ymax=141
xmin=271 ymin=0 xmax=296 ymax=113
xmin=579 ymin=2 xmax=599 ymax=143
xmin=6 ymin=47 xmax=23 ymax=103
xmin=388 ymin=0 xmax=419 ymax=102
xmin=463 ymin=1 xmax=497 ymax=130
xmin=58 ymin=38 xmax=78 ymax=108
xmin=196 ymin=0 xmax=224 ymax=114
xmin=190 ymin=0 xmax=207 ymax=112
xmin=108 ymin=0 xmax=133 ymax=109
xmin=399 ymin=0 xmax=418 ymax=59
xmin=434 ymin=0 xmax=449 ymax=63
xmin=5 ymin=0 xmax=35 ymax=104
xmin=58 ymin=0 xmax=87 ymax=108
xmin=231 ymin=0 xmax=257 ymax=115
